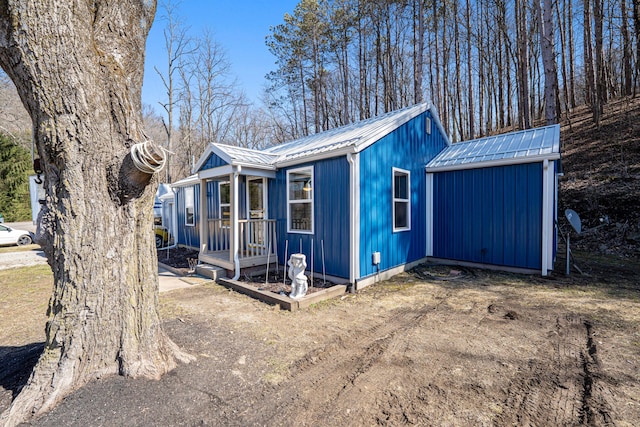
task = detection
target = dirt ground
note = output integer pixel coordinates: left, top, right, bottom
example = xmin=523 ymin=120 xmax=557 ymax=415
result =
xmin=1 ymin=249 xmax=639 ymax=426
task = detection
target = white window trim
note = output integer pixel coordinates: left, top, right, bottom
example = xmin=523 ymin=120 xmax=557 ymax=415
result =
xmin=218 ymin=181 xmax=230 ymax=228
xmin=392 ymin=167 xmax=411 ymax=232
xmin=184 ymin=186 xmax=195 ymax=226
xmin=286 ymin=166 xmax=314 ymax=234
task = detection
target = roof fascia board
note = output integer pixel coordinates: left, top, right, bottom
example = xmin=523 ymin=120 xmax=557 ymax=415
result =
xmin=234 ymin=167 xmax=276 ymax=179
xmin=427 ymin=105 xmax=451 ymax=147
xmin=231 ymin=161 xmax=276 ymax=171
xmin=198 ymin=164 xmax=233 ymax=179
xmin=170 ymin=175 xmax=199 ymax=188
xmin=425 ymin=153 xmax=561 ymax=173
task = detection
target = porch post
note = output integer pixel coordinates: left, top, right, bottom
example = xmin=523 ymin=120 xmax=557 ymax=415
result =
xmin=230 ymin=167 xmax=241 ymax=278
xmin=199 ymin=178 xmax=208 ymax=254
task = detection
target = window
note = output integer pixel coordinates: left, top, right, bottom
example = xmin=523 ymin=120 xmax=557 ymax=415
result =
xmin=393 ymin=168 xmax=410 ymax=231
xmin=184 ymin=186 xmax=195 ymax=226
xmin=287 ymin=167 xmax=314 ymax=233
xmin=219 ymin=182 xmax=230 ymax=226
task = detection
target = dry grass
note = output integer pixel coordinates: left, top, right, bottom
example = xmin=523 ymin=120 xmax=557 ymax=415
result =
xmin=0 ymin=244 xmax=40 ymax=254
xmin=0 ymin=265 xmax=52 ymax=349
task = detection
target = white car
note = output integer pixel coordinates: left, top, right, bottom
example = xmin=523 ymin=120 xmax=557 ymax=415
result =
xmin=0 ymin=224 xmax=34 ymax=246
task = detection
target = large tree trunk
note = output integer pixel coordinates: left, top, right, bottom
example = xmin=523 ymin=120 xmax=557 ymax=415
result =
xmin=0 ymin=2 xmax=192 ymax=425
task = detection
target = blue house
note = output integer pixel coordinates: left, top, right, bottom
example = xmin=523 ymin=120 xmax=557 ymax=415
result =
xmin=170 ymin=103 xmax=561 ymax=289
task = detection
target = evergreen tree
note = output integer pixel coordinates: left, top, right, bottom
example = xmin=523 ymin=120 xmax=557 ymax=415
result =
xmin=0 ymin=133 xmax=31 ymax=221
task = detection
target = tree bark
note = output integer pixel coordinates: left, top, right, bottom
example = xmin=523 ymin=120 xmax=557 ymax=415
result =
xmin=634 ymin=0 xmax=640 ymax=95
xmin=593 ymin=0 xmax=605 ymax=126
xmin=584 ymin=0 xmax=596 ymax=110
xmin=621 ymin=0 xmax=632 ymax=96
xmin=537 ymin=0 xmax=560 ymax=124
xmin=516 ymin=0 xmax=531 ymax=129
xmin=0 ymin=2 xmax=192 ymax=425
xmin=413 ymin=0 xmax=424 ymax=104
xmin=466 ymin=0 xmax=474 ymax=139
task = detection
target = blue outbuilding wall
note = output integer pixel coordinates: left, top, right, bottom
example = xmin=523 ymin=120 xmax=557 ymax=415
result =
xmin=358 ymin=110 xmax=448 ymax=278
xmin=269 ymin=156 xmax=351 ymax=279
xmin=431 ymin=162 xmax=544 ymax=269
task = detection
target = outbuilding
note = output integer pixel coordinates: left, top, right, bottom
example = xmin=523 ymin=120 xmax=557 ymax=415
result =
xmin=170 ymin=103 xmax=561 ymax=288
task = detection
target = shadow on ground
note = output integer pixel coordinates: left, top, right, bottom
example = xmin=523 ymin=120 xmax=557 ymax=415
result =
xmin=0 ymin=343 xmax=44 ymax=398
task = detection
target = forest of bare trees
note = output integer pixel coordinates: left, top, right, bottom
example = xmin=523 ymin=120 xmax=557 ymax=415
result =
xmin=2 ymin=0 xmax=639 ymax=184
xmin=265 ymin=0 xmax=639 ymax=142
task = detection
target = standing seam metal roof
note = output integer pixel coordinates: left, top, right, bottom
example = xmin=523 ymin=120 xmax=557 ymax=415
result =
xmin=211 ymin=143 xmax=279 ymax=166
xmin=195 ymin=103 xmax=445 ymax=172
xmin=263 ymin=103 xmax=440 ymax=163
xmin=425 ymin=124 xmax=560 ymax=170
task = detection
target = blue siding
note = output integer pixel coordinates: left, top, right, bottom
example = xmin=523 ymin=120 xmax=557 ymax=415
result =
xmin=270 ymin=156 xmax=350 ymax=279
xmin=199 ymin=153 xmax=228 ymax=171
xmin=174 ymin=179 xmax=248 ymax=249
xmin=432 ymin=162 xmax=543 ymax=269
xmin=175 ymin=183 xmax=201 ymax=248
xmin=359 ymin=110 xmax=448 ymax=278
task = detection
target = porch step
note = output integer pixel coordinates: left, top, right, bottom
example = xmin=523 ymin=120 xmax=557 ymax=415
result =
xmin=196 ymin=263 xmax=227 ymax=280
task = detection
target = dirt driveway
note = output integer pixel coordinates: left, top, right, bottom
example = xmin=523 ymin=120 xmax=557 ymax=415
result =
xmin=1 ymin=254 xmax=639 ymax=426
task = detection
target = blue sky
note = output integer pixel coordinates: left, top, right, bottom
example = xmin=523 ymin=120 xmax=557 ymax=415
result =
xmin=142 ymin=1 xmax=299 ymax=113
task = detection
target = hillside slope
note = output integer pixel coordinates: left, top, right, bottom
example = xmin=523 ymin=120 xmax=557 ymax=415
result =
xmin=559 ymin=96 xmax=640 ymax=257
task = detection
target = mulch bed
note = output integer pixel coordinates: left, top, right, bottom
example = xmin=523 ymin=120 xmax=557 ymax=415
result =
xmin=157 ymin=246 xmax=199 ymax=271
xmin=157 ymin=247 xmax=340 ymax=296
xmin=239 ymin=271 xmax=338 ymax=296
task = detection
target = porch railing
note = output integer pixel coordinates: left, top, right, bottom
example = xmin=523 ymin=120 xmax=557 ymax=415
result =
xmin=207 ymin=219 xmax=276 ymax=259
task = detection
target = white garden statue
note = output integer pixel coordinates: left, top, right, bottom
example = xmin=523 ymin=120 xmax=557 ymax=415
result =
xmin=288 ymin=253 xmax=308 ymax=299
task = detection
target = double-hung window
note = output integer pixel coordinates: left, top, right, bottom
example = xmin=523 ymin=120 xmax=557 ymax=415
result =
xmin=219 ymin=182 xmax=230 ymax=227
xmin=393 ymin=168 xmax=410 ymax=232
xmin=287 ymin=167 xmax=314 ymax=233
xmin=184 ymin=186 xmax=195 ymax=226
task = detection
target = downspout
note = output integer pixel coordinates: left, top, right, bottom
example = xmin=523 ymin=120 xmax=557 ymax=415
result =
xmin=232 ymin=165 xmax=242 ymax=280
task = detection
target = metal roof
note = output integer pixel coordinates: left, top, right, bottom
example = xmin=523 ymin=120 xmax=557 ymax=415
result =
xmin=426 ymin=124 xmax=560 ymax=172
xmin=264 ymin=103 xmax=446 ymax=164
xmin=212 ymin=143 xmax=279 ymax=167
xmin=191 ymin=103 xmax=448 ymax=174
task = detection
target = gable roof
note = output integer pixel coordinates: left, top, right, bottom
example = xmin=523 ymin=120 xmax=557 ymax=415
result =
xmin=194 ymin=103 xmax=448 ymax=172
xmin=425 ymin=124 xmax=561 ymax=172
xmin=211 ymin=143 xmax=279 ymax=168
xmin=264 ymin=103 xmax=447 ymax=165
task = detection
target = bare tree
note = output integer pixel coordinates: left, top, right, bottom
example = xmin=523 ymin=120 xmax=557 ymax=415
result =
xmin=155 ymin=0 xmax=193 ymax=183
xmin=621 ymin=0 xmax=633 ymax=96
xmin=516 ymin=0 xmax=531 ymax=129
xmin=0 ymin=2 xmax=192 ymax=425
xmin=465 ymin=0 xmax=475 ymax=139
xmin=537 ymin=0 xmax=560 ymax=124
xmin=634 ymin=0 xmax=640 ymax=95
xmin=593 ymin=0 xmax=606 ymax=126
xmin=193 ymin=29 xmax=245 ymax=145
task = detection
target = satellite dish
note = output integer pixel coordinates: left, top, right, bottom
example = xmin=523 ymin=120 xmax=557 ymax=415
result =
xmin=565 ymin=209 xmax=582 ymax=234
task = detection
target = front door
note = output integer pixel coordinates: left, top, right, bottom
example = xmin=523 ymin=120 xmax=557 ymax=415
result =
xmin=247 ymin=177 xmax=267 ymax=247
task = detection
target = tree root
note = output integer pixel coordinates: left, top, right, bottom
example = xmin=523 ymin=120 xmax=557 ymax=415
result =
xmin=0 ymin=334 xmax=194 ymax=427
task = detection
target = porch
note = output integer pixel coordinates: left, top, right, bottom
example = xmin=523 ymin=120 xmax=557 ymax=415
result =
xmin=199 ymin=218 xmax=278 ymax=271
